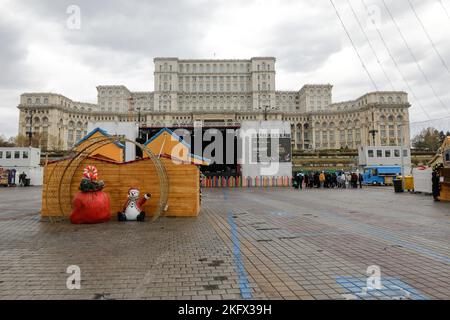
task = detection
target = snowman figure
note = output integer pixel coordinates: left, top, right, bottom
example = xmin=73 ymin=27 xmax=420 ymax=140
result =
xmin=118 ymin=188 xmax=151 ymax=222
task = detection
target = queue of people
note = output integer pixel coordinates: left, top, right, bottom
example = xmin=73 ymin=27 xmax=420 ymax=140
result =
xmin=293 ymin=171 xmax=363 ymax=190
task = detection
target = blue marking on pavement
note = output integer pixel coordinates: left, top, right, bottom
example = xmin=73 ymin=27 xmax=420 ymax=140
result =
xmin=228 ymin=212 xmax=253 ymax=299
xmin=222 ymin=188 xmax=229 ymax=200
xmin=336 ymin=276 xmax=429 ymax=300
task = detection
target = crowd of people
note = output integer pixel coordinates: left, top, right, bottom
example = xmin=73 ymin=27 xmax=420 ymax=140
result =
xmin=293 ymin=171 xmax=363 ymax=189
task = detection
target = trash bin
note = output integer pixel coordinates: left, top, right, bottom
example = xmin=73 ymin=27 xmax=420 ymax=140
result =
xmin=404 ymin=176 xmax=414 ymax=191
xmin=394 ymin=178 xmax=404 ymax=193
xmin=24 ymin=178 xmax=31 ymax=187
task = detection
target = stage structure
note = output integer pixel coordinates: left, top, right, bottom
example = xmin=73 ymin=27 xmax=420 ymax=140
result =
xmin=239 ymin=121 xmax=292 ymax=179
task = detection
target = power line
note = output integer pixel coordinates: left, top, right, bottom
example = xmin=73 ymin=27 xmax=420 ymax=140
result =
xmin=408 ymin=0 xmax=450 ymax=74
xmin=360 ymin=0 xmax=431 ymax=120
xmin=438 ymin=0 xmax=450 ymax=23
xmin=346 ymin=0 xmax=395 ymax=90
xmin=382 ymin=0 xmax=450 ymax=115
xmin=410 ymin=114 xmax=450 ymax=125
xmin=329 ymin=0 xmax=379 ymax=91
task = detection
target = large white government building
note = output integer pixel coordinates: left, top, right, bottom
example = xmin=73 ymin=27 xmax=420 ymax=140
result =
xmin=17 ymin=57 xmax=411 ymax=151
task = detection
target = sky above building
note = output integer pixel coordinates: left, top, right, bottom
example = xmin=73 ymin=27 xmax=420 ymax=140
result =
xmin=0 ymin=0 xmax=449 ymax=138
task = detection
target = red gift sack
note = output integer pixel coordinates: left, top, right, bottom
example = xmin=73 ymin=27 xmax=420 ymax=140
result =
xmin=70 ymin=191 xmax=111 ymax=224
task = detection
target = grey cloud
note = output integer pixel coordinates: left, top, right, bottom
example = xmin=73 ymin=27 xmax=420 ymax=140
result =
xmin=17 ymin=0 xmax=220 ymax=58
xmin=270 ymin=20 xmax=343 ymax=73
xmin=0 ymin=18 xmax=31 ymax=88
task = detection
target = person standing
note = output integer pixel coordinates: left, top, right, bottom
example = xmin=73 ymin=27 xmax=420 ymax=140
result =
xmin=432 ymin=170 xmax=441 ymax=201
xmin=298 ymin=172 xmax=304 ymax=190
xmin=304 ymin=172 xmax=309 ymax=189
xmin=345 ymin=173 xmax=351 ymax=189
xmin=293 ymin=175 xmax=299 ymax=189
xmin=358 ymin=173 xmax=363 ymax=189
xmin=319 ymin=171 xmax=325 ymax=188
xmin=332 ymin=173 xmax=337 ymax=188
xmin=351 ymin=173 xmax=357 ymax=189
xmin=314 ymin=172 xmax=319 ymax=188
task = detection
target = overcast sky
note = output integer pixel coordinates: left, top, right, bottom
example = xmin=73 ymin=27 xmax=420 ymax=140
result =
xmin=0 ymin=0 xmax=449 ymax=138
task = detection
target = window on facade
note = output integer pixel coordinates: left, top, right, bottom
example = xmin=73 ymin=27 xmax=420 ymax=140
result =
xmin=368 ymin=150 xmax=374 ymax=158
xmin=377 ymin=150 xmax=382 ymax=157
xmin=347 ymin=130 xmax=353 ymax=142
xmin=380 ymin=125 xmax=386 ymax=137
xmin=385 ymin=150 xmax=391 ymax=157
xmin=68 ymin=130 xmax=74 ymax=144
xmin=14 ymin=151 xmax=20 ymax=159
xmin=355 ymin=129 xmax=361 ymax=142
xmin=22 ymin=151 xmax=28 ymax=159
xmin=6 ymin=151 xmax=11 ymax=159
xmin=403 ymin=149 xmax=408 ymax=157
xmin=394 ymin=149 xmax=400 ymax=157
xmin=0 ymin=151 xmax=2 ymax=158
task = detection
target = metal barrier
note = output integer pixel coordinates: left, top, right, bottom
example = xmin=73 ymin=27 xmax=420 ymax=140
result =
xmin=201 ymin=176 xmax=291 ymax=188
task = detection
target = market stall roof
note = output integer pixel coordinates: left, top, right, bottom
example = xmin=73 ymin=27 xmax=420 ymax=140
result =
xmin=74 ymin=127 xmax=124 ymax=163
xmin=75 ymin=127 xmax=125 ymax=148
xmin=144 ymin=128 xmax=210 ymax=166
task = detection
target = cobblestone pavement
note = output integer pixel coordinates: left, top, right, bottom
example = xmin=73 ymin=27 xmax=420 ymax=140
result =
xmin=0 ymin=186 xmax=449 ymax=300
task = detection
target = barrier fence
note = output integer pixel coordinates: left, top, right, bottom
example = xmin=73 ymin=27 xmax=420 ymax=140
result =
xmin=201 ymin=176 xmax=292 ymax=188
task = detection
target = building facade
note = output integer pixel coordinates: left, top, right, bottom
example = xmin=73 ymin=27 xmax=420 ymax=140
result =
xmin=17 ymin=57 xmax=411 ymax=151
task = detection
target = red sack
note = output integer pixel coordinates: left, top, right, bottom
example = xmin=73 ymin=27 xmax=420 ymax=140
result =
xmin=70 ymin=191 xmax=111 ymax=224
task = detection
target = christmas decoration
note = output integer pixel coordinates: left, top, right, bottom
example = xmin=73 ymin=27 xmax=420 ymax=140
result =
xmin=70 ymin=165 xmax=111 ymax=224
xmin=118 ymin=188 xmax=151 ymax=222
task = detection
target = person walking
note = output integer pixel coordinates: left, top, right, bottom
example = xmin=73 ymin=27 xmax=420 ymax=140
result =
xmin=358 ymin=173 xmax=363 ymax=189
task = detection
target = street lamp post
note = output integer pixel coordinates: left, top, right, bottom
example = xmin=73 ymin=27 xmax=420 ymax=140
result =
xmin=26 ymin=110 xmax=34 ymax=147
xmin=259 ymin=105 xmax=278 ymax=121
xmin=369 ymin=107 xmax=378 ymax=146
xmin=399 ymin=123 xmax=405 ymax=190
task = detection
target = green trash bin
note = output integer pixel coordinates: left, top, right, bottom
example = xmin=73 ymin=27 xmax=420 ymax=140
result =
xmin=393 ymin=178 xmax=403 ymax=193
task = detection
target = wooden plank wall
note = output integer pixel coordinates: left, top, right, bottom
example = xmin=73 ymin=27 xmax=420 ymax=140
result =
xmin=42 ymin=157 xmax=200 ymax=218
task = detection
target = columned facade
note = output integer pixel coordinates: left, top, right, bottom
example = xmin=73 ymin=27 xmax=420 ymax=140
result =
xmin=17 ymin=57 xmax=411 ymax=151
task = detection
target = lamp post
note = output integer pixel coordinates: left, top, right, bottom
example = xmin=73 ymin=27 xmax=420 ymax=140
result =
xmin=26 ymin=110 xmax=35 ymax=147
xmin=368 ymin=107 xmax=378 ymax=146
xmin=399 ymin=123 xmax=405 ymax=190
xmin=259 ymin=105 xmax=278 ymax=121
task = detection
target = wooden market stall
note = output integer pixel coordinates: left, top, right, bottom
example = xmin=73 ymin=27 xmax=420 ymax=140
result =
xmin=41 ymin=156 xmax=201 ymax=219
xmin=438 ymin=137 xmax=450 ymax=201
xmin=41 ymin=127 xmax=209 ymax=221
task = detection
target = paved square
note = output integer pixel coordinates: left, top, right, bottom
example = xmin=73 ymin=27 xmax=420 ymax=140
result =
xmin=0 ymin=186 xmax=449 ymax=300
